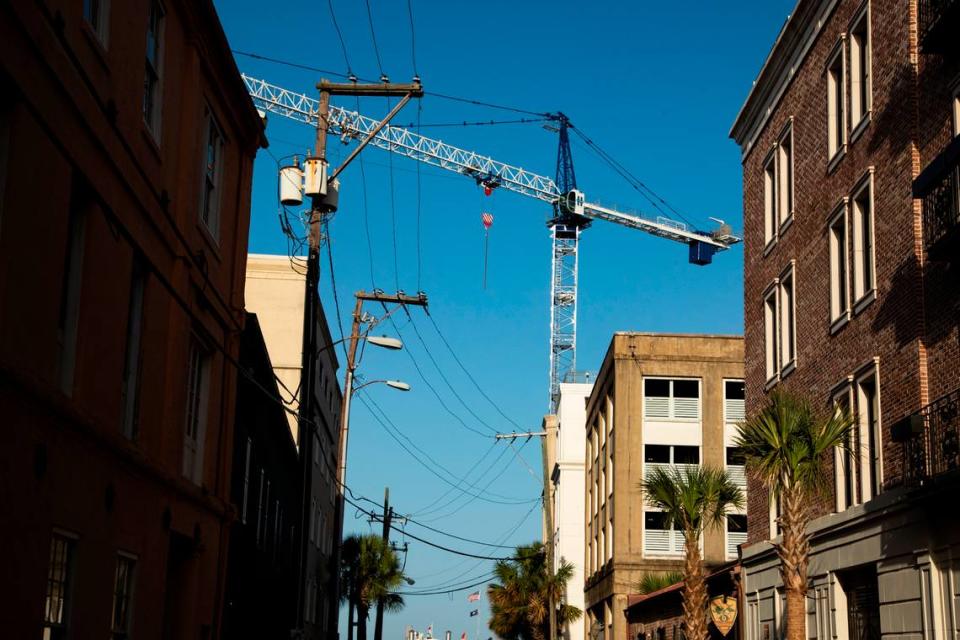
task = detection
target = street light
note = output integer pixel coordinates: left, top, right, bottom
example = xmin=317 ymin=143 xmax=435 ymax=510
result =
xmin=367 ymin=335 xmax=403 ymax=350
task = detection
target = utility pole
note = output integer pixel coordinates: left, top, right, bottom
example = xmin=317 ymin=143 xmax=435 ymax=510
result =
xmin=332 ymin=289 xmax=427 ymax=639
xmin=495 ymin=419 xmax=557 ymax=640
xmin=294 ymin=75 xmax=423 ymax=640
xmin=374 ymin=487 xmax=393 ymax=640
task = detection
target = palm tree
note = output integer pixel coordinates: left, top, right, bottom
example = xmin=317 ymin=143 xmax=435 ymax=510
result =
xmin=734 ymin=390 xmax=853 ymax=640
xmin=340 ymin=533 xmax=406 ymax=640
xmin=487 ymin=542 xmax=582 ymax=640
xmin=635 ymin=571 xmax=684 ymax=595
xmin=640 ymin=465 xmax=743 ymax=640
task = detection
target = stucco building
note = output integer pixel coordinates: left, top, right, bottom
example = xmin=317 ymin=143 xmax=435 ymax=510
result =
xmin=545 ymin=379 xmax=593 ymax=640
xmin=244 ymin=253 xmax=342 ymax=639
xmin=0 ymin=1 xmax=264 ymax=638
xmin=582 ymin=333 xmax=745 ymax=640
xmin=730 ymin=1 xmax=960 ymax=638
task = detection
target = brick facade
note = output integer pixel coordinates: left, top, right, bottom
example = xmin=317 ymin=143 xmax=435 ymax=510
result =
xmin=733 ymin=0 xmax=959 ymax=545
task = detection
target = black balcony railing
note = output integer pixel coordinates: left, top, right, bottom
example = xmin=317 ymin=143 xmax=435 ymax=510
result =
xmin=914 ymin=135 xmax=960 ymax=261
xmin=892 ymin=389 xmax=960 ymax=486
xmin=919 ymin=0 xmax=960 ymax=55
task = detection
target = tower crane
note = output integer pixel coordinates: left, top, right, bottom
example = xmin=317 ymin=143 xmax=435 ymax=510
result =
xmin=242 ymin=75 xmax=741 ymax=410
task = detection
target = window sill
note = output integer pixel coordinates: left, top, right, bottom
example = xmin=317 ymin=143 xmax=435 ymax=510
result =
xmin=780 ymin=359 xmax=797 ymax=379
xmin=830 ymin=311 xmax=851 ymax=335
xmin=853 ymin=288 xmax=877 ymax=315
xmin=764 ymin=376 xmax=779 ymax=392
xmin=779 ymin=213 xmax=795 ymax=238
xmin=849 ymin=112 xmax=872 ymax=145
xmin=827 ymin=145 xmax=847 ymax=174
xmin=763 ymin=238 xmax=777 ymax=257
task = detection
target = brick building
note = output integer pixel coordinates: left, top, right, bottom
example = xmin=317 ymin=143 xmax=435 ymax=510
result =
xmin=0 ymin=1 xmax=263 ymax=638
xmin=730 ymin=0 xmax=960 ymax=637
xmin=582 ymin=333 xmax=745 ymax=640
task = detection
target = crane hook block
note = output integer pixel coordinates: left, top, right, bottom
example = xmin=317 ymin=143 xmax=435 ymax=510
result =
xmin=688 ymin=241 xmax=716 ymax=266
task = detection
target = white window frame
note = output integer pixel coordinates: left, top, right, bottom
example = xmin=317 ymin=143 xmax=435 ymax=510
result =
xmin=83 ymin=0 xmax=110 ymax=47
xmin=828 ymin=199 xmax=851 ymax=332
xmin=143 ymin=0 xmax=165 ymax=137
xmin=851 ymin=170 xmax=877 ymax=312
xmin=763 ymin=150 xmax=778 ymax=249
xmin=642 ymin=377 xmax=702 ymax=421
xmin=642 ymin=510 xmax=687 ymax=558
xmin=724 ymin=379 xmax=746 ymax=423
xmin=778 ymin=263 xmax=797 ymax=376
xmin=182 ymin=337 xmax=211 ymax=484
xmin=849 ymin=3 xmax=872 ymax=140
xmin=854 ymin=363 xmax=882 ymax=503
xmin=111 ymin=552 xmax=137 ymax=640
xmin=826 ymin=37 xmax=848 ymax=168
xmin=777 ymin=120 xmax=795 ymax=230
xmin=764 ymin=283 xmax=780 ymax=385
xmin=199 ymin=106 xmax=224 ymax=241
xmin=952 ymin=83 xmax=960 ymax=138
xmin=43 ymin=530 xmax=78 ymax=638
xmin=832 ymin=381 xmax=857 ymax=512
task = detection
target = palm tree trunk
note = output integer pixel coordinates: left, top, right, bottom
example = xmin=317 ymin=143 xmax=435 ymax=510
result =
xmin=682 ymin=530 xmax=708 ymax=640
xmin=777 ymin=486 xmax=810 ymax=640
xmin=357 ymin=604 xmax=369 ymax=640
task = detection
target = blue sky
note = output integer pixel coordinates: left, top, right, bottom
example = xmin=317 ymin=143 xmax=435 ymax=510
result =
xmin=214 ymin=1 xmax=794 ymax=637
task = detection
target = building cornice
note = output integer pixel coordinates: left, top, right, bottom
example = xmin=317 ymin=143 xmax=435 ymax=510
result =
xmin=729 ymin=0 xmax=839 ymax=161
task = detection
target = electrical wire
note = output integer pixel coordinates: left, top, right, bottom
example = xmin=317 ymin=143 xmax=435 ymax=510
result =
xmin=406 ymin=0 xmax=419 ymax=79
xmin=363 ymin=0 xmax=385 ymax=78
xmin=323 ymin=218 xmax=351 ymax=362
xmin=412 ymin=443 xmax=515 ymax=520
xmin=354 ymin=97 xmax=378 ymax=289
xmin=415 ymin=101 xmax=423 ymax=291
xmin=409 ymin=440 xmax=500 ymax=516
xmin=355 ymin=392 xmax=537 ymax=505
xmin=387 ymin=103 xmax=400 ymax=291
xmin=394 ymin=117 xmax=550 ymax=128
xmin=326 ymin=0 xmax=354 ymax=76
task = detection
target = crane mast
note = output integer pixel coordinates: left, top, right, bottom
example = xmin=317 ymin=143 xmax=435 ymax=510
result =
xmin=242 ymin=75 xmax=740 ymax=410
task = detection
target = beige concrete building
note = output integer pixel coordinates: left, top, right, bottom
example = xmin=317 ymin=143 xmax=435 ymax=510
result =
xmin=583 ymin=333 xmax=745 ymax=640
xmin=244 ymin=254 xmax=341 ymax=639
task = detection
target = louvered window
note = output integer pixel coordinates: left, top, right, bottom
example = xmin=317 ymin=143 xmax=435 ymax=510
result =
xmin=643 ymin=378 xmax=700 ymax=420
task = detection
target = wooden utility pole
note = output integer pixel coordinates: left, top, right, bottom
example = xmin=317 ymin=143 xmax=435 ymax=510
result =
xmin=374 ymin=487 xmax=393 ymax=640
xmin=295 ymin=76 xmax=423 ymax=640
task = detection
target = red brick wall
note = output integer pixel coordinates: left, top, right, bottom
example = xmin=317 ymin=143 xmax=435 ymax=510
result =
xmin=738 ymin=0 xmax=958 ymax=544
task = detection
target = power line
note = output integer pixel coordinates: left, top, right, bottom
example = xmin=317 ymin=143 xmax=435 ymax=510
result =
xmin=412 ymin=443 xmax=515 ymax=520
xmin=406 ymin=0 xmax=419 ymax=78
xmin=363 ymin=0 xmax=385 ymax=78
xmin=409 ymin=440 xmax=502 ymax=516
xmin=394 ymin=117 xmax=550 ymax=128
xmin=323 ymin=218 xmax=350 ymax=362
xmin=355 ymin=393 xmax=536 ymax=505
xmin=396 ymin=575 xmax=494 ymax=596
xmin=355 ymin=97 xmax=378 ymax=289
xmin=326 ymin=0 xmax=354 ymax=76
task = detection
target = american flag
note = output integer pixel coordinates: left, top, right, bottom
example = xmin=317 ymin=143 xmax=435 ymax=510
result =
xmin=467 ymin=591 xmax=480 ymax=603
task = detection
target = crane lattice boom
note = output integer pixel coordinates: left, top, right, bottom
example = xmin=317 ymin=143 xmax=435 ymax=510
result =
xmin=242 ymin=74 xmax=740 ymax=409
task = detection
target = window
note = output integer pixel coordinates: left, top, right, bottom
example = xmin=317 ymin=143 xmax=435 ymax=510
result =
xmin=779 ymin=266 xmax=796 ymax=372
xmin=851 ymin=174 xmax=875 ymax=306
xmin=58 ymin=198 xmax=86 ymax=395
xmin=644 ymin=445 xmax=699 ymax=465
xmin=726 ymin=446 xmax=747 ymax=490
xmin=309 ymin=497 xmax=317 ymax=544
xmin=827 ymin=41 xmax=846 ymax=162
xmin=43 ymin=532 xmax=76 ymax=640
xmin=121 ymin=258 xmax=146 ymax=440
xmin=200 ymin=109 xmax=223 ymax=239
xmin=83 ymin=0 xmax=109 ymax=46
xmin=849 ymin=8 xmax=871 ymax=132
xmin=182 ymin=338 xmax=211 ymax=484
xmin=833 ymin=386 xmax=857 ymax=511
xmin=241 ymin=438 xmax=252 ymax=524
xmin=110 ymin=554 xmax=136 ymax=640
xmin=855 ymin=368 xmax=882 ymax=502
xmin=829 ymin=202 xmax=850 ymax=327
xmin=724 ymin=380 xmax=746 ymax=422
xmin=837 ymin=566 xmax=881 ymax=640
xmin=953 ymin=88 xmax=960 ymax=137
xmin=764 ymin=152 xmax=777 ymax=246
xmin=643 ymin=378 xmax=700 ymax=420
xmin=726 ymin=514 xmax=747 ymax=559
xmin=643 ymin=511 xmax=683 ymax=556
xmin=769 ymin=493 xmax=781 ymax=538
xmin=143 ymin=1 xmax=164 ymax=134
xmin=764 ymin=286 xmax=779 ymax=383
xmin=777 ymin=125 xmax=794 ymax=226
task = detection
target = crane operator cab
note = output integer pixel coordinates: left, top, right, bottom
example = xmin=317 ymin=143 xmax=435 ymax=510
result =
xmin=565 ymin=190 xmax=585 ymax=216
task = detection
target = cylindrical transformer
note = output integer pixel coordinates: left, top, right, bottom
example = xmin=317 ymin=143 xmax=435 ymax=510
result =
xmin=317 ymin=178 xmax=340 ymax=213
xmin=303 ymin=157 xmax=327 ymax=197
xmin=278 ymin=165 xmax=303 ymax=206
